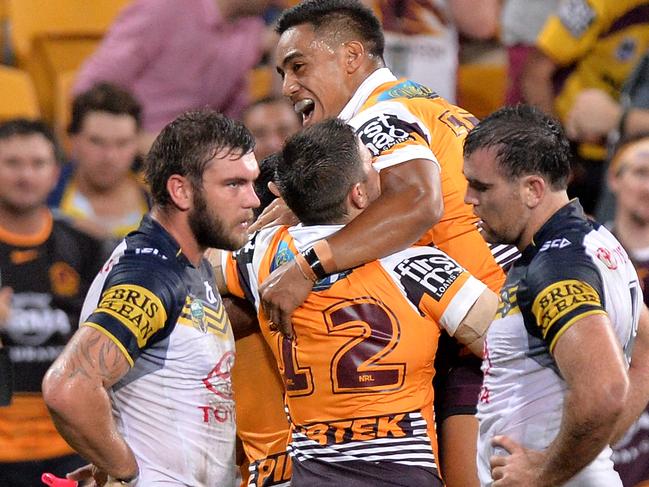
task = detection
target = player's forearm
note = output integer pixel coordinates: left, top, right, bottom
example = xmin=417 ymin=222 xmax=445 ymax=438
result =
xmin=326 ymin=174 xmax=440 ymax=272
xmin=44 ymin=376 xmax=139 ymax=479
xmin=540 ymin=383 xmax=626 ymax=485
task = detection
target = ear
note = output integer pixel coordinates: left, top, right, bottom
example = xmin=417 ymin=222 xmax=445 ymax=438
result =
xmin=343 ymin=40 xmax=365 ymax=74
xmin=167 ymin=174 xmax=193 ymax=211
xmin=268 ymin=181 xmax=281 ymax=197
xmin=522 ymin=175 xmax=546 ymax=208
xmin=349 ymin=182 xmax=369 ymax=210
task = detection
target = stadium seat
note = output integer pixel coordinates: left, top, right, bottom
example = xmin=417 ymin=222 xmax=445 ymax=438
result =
xmin=6 ymin=0 xmax=130 ymax=121
xmin=54 ymin=69 xmax=77 ymax=153
xmin=0 ymin=65 xmax=40 ymax=120
xmin=248 ymin=65 xmax=274 ymax=102
xmin=457 ymin=62 xmax=507 ymax=120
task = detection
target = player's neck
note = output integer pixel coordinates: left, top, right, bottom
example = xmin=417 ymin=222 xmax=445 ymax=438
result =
xmin=354 ymin=62 xmax=386 ymax=93
xmin=0 ymin=204 xmax=49 ymax=236
xmin=614 ymin=210 xmax=649 ymax=250
xmin=150 ymin=207 xmax=204 ymax=267
xmin=518 ymin=191 xmax=570 ymax=251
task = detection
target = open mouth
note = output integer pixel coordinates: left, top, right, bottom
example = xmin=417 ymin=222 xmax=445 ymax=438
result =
xmin=294 ymin=99 xmax=315 ymax=125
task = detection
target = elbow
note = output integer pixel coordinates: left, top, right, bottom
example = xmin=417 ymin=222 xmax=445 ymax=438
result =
xmin=586 ymin=376 xmax=629 ymax=426
xmin=42 ymin=368 xmax=76 ymax=419
xmin=411 ymin=184 xmax=443 ymax=228
xmin=605 ymin=376 xmax=630 ymax=418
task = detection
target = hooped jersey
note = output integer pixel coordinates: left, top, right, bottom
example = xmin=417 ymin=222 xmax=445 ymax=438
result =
xmin=476 ymin=201 xmax=642 ymax=486
xmin=339 ymin=68 xmax=518 ymax=293
xmin=221 ymin=223 xmax=487 ymax=485
xmin=537 ymin=0 xmax=649 ymax=160
xmin=80 ymin=215 xmax=237 ymax=486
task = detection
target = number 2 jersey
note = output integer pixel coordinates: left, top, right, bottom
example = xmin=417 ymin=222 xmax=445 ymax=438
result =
xmin=220 ymin=223 xmax=488 ymax=486
xmin=476 ymin=201 xmax=642 ymax=486
xmin=80 ymin=215 xmax=237 ymax=486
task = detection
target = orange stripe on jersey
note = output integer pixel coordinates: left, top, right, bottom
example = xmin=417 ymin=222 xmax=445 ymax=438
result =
xmin=233 ymin=332 xmax=291 ymax=487
xmin=0 ymin=393 xmax=75 ymax=461
xmin=224 ymin=252 xmax=246 ymax=299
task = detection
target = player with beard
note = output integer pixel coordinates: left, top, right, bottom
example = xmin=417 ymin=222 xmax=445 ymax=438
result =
xmin=463 ymin=105 xmax=649 ymax=486
xmin=41 ymin=109 xmax=260 ymax=487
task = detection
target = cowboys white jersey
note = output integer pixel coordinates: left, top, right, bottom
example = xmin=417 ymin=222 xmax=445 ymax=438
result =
xmin=81 ymin=216 xmax=236 ymax=486
xmin=477 ymin=202 xmax=642 ymax=486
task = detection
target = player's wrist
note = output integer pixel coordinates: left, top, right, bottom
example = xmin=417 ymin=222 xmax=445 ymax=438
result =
xmin=300 ymin=240 xmax=336 ymax=281
xmin=294 ymin=252 xmax=317 ymax=283
xmin=107 ymin=472 xmax=139 ymax=486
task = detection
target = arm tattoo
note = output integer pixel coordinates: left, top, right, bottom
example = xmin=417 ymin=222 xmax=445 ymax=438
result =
xmin=65 ymin=330 xmax=130 ymax=387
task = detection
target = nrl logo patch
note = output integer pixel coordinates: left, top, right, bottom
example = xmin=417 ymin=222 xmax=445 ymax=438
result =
xmin=190 ymin=299 xmax=208 ymax=333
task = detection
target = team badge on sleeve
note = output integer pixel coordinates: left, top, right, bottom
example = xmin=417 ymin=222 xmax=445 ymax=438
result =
xmin=96 ymin=284 xmax=167 ymax=347
xmin=356 ymin=113 xmax=426 ymax=157
xmin=531 ymin=279 xmax=603 ymax=348
xmin=395 ymin=253 xmax=463 ymax=303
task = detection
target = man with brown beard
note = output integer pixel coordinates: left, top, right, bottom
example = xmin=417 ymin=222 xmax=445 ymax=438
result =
xmin=42 ymin=110 xmax=260 ymax=486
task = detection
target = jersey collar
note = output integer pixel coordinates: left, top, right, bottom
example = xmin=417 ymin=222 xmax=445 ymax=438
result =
xmin=338 ymin=68 xmax=397 ymax=122
xmin=521 ymin=199 xmax=585 ymax=262
xmin=136 ymin=214 xmax=191 ymax=265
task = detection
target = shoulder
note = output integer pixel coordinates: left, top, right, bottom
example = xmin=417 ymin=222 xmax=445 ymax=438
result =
xmin=523 ymin=220 xmax=603 ymax=295
xmin=105 ymin=233 xmax=184 ymax=294
xmin=380 ymin=246 xmax=465 ymax=300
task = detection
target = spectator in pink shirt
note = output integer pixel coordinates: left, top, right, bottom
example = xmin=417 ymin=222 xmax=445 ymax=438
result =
xmin=74 ymin=0 xmax=279 ymax=152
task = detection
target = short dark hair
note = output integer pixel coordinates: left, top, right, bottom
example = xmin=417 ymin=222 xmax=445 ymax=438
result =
xmin=276 ymin=0 xmax=384 ymax=59
xmin=145 ymin=109 xmax=255 ymax=208
xmin=254 ymin=152 xmax=281 ymax=217
xmin=464 ymin=105 xmax=571 ymax=190
xmin=0 ymin=118 xmax=62 ymax=164
xmin=278 ymin=118 xmax=365 ymax=225
xmin=68 ymin=82 xmax=141 ymax=134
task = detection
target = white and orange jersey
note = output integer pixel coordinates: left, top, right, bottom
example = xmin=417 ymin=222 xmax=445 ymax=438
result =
xmin=220 ymin=223 xmax=487 ymax=478
xmin=339 ymin=68 xmax=518 ymax=293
